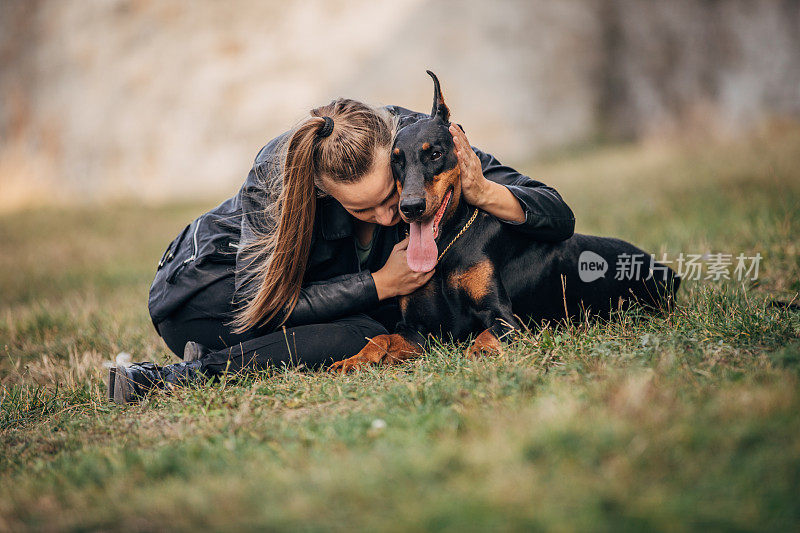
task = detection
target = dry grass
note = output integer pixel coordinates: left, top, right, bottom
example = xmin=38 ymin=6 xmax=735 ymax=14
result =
xmin=1 ymin=127 xmax=799 ymax=530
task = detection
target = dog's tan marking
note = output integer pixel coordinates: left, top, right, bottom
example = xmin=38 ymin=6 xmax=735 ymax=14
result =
xmin=427 ymin=164 xmax=462 ymax=227
xmin=448 ymin=259 xmax=494 ymax=302
xmin=393 ymin=147 xmax=401 ymax=155
xmin=427 ymin=165 xmax=457 ymax=198
xmin=422 ymin=142 xmax=431 ymax=151
xmin=431 ymin=165 xmax=457 ymax=184
xmin=399 ymin=295 xmax=409 ymax=314
xmin=466 ymin=328 xmax=503 ymax=358
xmin=408 ymin=164 xmax=462 ymax=235
xmin=399 ymin=281 xmax=435 ymax=317
xmin=418 ymin=165 xmax=459 ymax=223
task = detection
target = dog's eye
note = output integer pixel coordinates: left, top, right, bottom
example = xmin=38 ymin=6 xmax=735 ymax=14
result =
xmin=431 ymin=151 xmax=442 ymax=161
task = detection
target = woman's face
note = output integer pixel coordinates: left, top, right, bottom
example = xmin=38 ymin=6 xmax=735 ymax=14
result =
xmin=323 ymin=148 xmax=401 ymax=226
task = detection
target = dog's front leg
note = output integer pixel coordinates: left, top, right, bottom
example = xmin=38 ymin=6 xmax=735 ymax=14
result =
xmin=329 ymin=329 xmax=425 ymax=373
xmin=465 ymin=285 xmax=520 ymax=359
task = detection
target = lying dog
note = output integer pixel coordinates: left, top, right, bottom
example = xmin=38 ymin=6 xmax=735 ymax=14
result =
xmin=330 ymin=71 xmax=680 ymax=371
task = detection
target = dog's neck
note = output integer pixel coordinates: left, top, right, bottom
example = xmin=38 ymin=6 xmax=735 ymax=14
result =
xmin=435 ymin=188 xmax=474 ymax=262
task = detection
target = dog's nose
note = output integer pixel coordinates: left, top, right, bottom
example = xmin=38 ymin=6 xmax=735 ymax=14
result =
xmin=399 ymin=198 xmax=426 ymax=219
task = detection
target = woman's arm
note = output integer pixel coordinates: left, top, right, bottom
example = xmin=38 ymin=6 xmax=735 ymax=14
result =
xmin=450 ymin=124 xmax=575 ymax=242
xmin=281 ymin=271 xmax=379 ymax=327
xmin=284 ymin=236 xmax=431 ymax=326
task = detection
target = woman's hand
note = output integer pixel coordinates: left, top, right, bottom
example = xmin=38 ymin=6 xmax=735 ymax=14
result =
xmin=450 ymin=124 xmax=491 ymax=206
xmin=372 ymin=237 xmax=435 ymax=300
xmin=449 ymin=124 xmax=525 ymax=223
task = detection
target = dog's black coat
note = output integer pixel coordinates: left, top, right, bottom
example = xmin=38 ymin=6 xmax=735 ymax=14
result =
xmin=392 ymin=72 xmax=680 ymax=346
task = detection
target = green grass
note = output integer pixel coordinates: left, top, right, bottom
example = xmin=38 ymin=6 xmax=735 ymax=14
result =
xmin=2 ymin=126 xmax=800 ymax=530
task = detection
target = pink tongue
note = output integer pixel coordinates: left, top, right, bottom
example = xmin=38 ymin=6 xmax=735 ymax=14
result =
xmin=408 ymin=218 xmax=437 ymax=272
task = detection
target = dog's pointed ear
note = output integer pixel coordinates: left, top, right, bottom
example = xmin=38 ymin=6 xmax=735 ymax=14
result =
xmin=426 ymin=70 xmax=450 ymax=123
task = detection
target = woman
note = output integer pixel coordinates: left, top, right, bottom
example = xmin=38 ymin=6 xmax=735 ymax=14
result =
xmin=110 ymin=98 xmax=575 ymax=404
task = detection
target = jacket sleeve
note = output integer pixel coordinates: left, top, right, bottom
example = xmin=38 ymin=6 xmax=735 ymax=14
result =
xmin=281 ymin=271 xmax=379 ymax=327
xmin=474 ymin=146 xmax=575 ymax=242
xmin=239 ymin=247 xmax=380 ymax=331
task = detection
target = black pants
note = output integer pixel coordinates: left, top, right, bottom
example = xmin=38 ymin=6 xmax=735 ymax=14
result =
xmin=155 ymin=276 xmax=397 ymax=375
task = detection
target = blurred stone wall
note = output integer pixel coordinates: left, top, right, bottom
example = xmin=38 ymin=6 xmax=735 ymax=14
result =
xmin=1 ymin=0 xmax=798 ymax=208
xmin=598 ymin=0 xmax=800 ymax=138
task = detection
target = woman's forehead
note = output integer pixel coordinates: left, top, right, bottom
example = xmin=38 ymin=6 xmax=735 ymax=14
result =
xmin=328 ymin=151 xmax=393 ymax=210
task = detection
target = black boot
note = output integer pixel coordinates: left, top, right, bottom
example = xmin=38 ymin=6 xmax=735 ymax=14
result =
xmin=112 ymin=360 xmax=205 ymax=405
xmin=183 ymin=340 xmax=212 ymax=362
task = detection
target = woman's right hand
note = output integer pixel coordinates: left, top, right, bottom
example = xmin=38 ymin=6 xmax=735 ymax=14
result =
xmin=372 ymin=237 xmax=435 ymax=300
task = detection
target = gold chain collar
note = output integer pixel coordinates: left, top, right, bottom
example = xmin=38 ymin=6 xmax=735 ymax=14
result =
xmin=437 ymin=207 xmax=479 ymax=262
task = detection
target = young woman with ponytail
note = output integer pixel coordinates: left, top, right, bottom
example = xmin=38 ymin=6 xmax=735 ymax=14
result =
xmin=110 ymin=98 xmax=575 ymax=404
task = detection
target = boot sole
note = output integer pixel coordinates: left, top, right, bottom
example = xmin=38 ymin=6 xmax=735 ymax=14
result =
xmin=113 ymin=364 xmax=136 ymax=405
xmin=107 ymin=367 xmax=116 ymax=402
xmin=183 ymin=341 xmax=205 ymax=362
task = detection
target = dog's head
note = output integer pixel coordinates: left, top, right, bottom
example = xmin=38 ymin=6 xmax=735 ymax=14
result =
xmin=392 ymin=70 xmax=463 ymax=272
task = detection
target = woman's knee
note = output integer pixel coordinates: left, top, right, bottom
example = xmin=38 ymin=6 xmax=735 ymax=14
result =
xmin=330 ymin=314 xmax=388 ymax=356
xmin=336 ymin=313 xmax=388 ymax=338
xmin=155 ymin=318 xmax=188 ymax=357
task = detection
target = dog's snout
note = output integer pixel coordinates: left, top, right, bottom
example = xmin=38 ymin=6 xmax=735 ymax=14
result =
xmin=400 ymin=198 xmax=426 ymax=219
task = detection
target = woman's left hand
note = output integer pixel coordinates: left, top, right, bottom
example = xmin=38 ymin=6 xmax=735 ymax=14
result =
xmin=448 ymin=123 xmax=526 ymax=223
xmin=449 ymin=124 xmax=490 ymax=206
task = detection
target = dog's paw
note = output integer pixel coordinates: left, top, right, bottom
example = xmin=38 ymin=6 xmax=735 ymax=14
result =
xmin=328 ymin=354 xmax=377 ymax=373
xmin=329 ymin=334 xmax=425 ymax=373
xmin=466 ymin=329 xmax=503 ymax=358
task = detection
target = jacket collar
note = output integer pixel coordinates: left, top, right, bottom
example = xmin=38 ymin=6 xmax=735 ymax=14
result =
xmin=319 ymin=195 xmax=354 ymax=240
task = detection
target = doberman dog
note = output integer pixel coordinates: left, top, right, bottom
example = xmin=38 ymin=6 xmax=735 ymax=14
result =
xmin=330 ymin=71 xmax=680 ymax=372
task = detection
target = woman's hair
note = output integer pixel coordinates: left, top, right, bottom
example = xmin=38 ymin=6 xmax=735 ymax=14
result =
xmin=231 ymin=98 xmax=398 ymax=333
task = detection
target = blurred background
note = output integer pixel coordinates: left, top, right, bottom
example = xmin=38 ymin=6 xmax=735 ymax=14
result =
xmin=3 ymin=4 xmax=800 ymax=525
xmin=1 ymin=0 xmax=799 ymax=211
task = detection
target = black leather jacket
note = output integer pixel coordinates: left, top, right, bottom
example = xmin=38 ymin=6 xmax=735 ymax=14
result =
xmin=148 ymin=106 xmax=575 ymax=329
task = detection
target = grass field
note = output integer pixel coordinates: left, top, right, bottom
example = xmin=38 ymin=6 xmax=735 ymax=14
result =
xmin=2 ymin=125 xmax=800 ymax=530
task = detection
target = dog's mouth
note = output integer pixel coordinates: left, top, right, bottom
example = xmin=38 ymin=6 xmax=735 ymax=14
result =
xmin=432 ymin=188 xmax=452 ymax=239
xmin=407 ymin=188 xmax=452 ymax=273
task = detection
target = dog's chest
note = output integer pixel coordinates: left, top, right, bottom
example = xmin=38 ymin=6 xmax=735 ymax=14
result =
xmin=399 ymin=261 xmax=495 ymax=338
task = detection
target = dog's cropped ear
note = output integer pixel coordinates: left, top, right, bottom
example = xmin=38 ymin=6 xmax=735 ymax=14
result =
xmin=426 ymin=70 xmax=450 ymax=123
